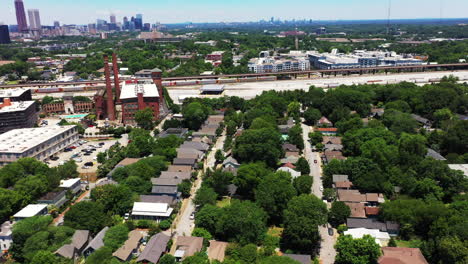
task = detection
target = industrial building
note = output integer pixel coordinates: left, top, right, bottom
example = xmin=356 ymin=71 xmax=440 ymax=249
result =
xmin=0 ymin=99 xmax=37 ymax=134
xmin=308 ymin=49 xmax=424 ymax=70
xmin=94 ymin=53 xmax=165 ymax=124
xmin=0 ymin=125 xmax=79 ymax=166
xmin=248 ymin=51 xmax=310 ymax=73
xmin=0 ymin=88 xmax=32 ymax=102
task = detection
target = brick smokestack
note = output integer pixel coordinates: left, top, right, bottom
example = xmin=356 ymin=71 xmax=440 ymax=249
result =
xmin=151 ymin=68 xmax=163 ymax=104
xmin=137 ymin=92 xmax=145 ymax=110
xmin=112 ymin=53 xmax=121 ymax=103
xmin=103 ymin=55 xmax=115 ymax=121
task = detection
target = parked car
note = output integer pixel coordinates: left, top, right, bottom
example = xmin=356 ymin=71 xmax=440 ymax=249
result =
xmin=314 ymin=159 xmax=317 ymax=164
xmin=50 ymin=156 xmax=59 ymax=161
xmin=319 ymin=186 xmax=324 ymax=192
xmin=98 ymin=142 xmax=105 ymax=146
xmin=84 ymin=162 xmax=94 ymax=167
xmin=328 ymin=228 xmax=334 ymax=236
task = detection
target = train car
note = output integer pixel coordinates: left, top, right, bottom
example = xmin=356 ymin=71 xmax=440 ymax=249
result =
xmin=238 ymin=77 xmax=257 ymax=82
xmin=218 ymin=78 xmax=237 ymax=84
xmin=199 ymin=79 xmax=217 ymax=85
xmin=174 ymin=80 xmax=198 ymax=86
xmin=35 ymin=88 xmax=62 ymax=93
xmin=257 ymin=76 xmax=277 ymax=81
xmin=62 ymin=86 xmax=86 ymax=92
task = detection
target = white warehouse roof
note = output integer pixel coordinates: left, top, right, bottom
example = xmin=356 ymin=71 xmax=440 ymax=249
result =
xmin=59 ymin=178 xmax=81 ymax=188
xmin=13 ymin=204 xmax=48 ymax=218
xmin=119 ymin=81 xmax=159 ymax=100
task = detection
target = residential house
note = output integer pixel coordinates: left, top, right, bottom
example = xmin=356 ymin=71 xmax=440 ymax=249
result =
xmin=370 ymin=108 xmax=385 ymax=118
xmin=344 ymin=228 xmax=390 ymax=246
xmin=378 ymin=247 xmax=429 ymax=264
xmin=107 ymin=158 xmax=141 ymax=178
xmin=316 ymin=127 xmax=338 ymax=135
xmin=176 ymin=148 xmax=204 ymax=161
xmin=113 ymin=230 xmax=144 ymax=262
xmin=345 ymin=202 xmax=366 ymax=218
xmin=346 ymin=218 xmax=400 ymax=236
xmin=279 ymin=118 xmax=295 ymax=134
xmin=283 ymin=254 xmax=312 ymax=264
xmin=282 ymin=143 xmax=299 ymax=153
xmin=136 ymin=233 xmax=170 ymax=264
xmin=55 ymin=230 xmax=90 ymax=259
xmin=448 ymin=164 xmax=468 ymax=178
xmin=337 ymin=189 xmax=366 ymax=203
xmin=37 ymin=189 xmax=68 ymax=208
xmin=223 ymin=157 xmax=240 ymax=175
xmin=333 ymin=175 xmax=349 ymax=182
xmin=322 ymin=150 xmax=345 ymax=164
xmin=83 ymin=227 xmax=109 ymax=256
xmin=140 ymin=195 xmax=176 ymax=206
xmin=151 ymin=186 xmax=179 ymax=198
xmin=151 ymin=178 xmax=183 ymax=187
xmin=174 ymin=236 xmax=203 ymax=261
xmin=207 ymin=240 xmax=228 ymax=262
xmin=131 ymin=202 xmax=173 ymax=222
xmin=167 ymin=165 xmax=192 ymax=173
xmin=411 ymin=114 xmax=432 ymax=128
xmin=172 ymin=158 xmax=197 ymax=168
xmin=317 ymin=116 xmax=333 ymax=127
xmin=280 ymin=156 xmax=299 ymax=165
xmin=13 ymin=204 xmax=48 ymax=221
xmin=0 ymin=221 xmax=13 ymax=252
xmin=426 ymin=148 xmax=446 ymax=161
xmin=277 ymin=166 xmax=301 ymax=178
xmin=59 ymin=178 xmax=82 ymax=194
xmin=180 ymin=142 xmax=209 ymax=152
xmin=365 ymin=207 xmax=380 ymax=218
xmin=333 ymin=181 xmax=353 ymax=189
xmin=160 ymin=171 xmax=192 ymax=181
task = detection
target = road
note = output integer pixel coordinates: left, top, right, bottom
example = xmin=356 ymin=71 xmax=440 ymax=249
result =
xmin=302 ymin=123 xmax=337 ymax=264
xmin=172 ymin=132 xmax=226 ymax=237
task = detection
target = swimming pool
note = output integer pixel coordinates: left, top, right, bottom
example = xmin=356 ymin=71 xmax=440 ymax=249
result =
xmin=62 ymin=114 xmax=88 ymax=119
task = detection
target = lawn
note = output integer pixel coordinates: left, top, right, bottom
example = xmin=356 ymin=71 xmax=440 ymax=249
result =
xmin=216 ymin=197 xmax=231 ymax=208
xmin=267 ymin=226 xmax=284 ymax=237
xmin=396 ymin=239 xmax=422 ymax=248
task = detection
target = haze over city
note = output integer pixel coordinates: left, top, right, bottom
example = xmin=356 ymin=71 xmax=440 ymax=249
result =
xmin=1 ymin=0 xmax=468 ymax=25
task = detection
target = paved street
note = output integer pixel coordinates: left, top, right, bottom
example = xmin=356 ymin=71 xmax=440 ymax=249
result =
xmin=302 ymin=123 xmax=337 ymax=264
xmin=173 ymin=132 xmax=226 ymax=237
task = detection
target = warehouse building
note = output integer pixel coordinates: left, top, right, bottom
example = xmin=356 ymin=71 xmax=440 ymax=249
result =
xmin=0 ymin=99 xmax=38 ymax=134
xmin=0 ymin=125 xmax=79 ymax=166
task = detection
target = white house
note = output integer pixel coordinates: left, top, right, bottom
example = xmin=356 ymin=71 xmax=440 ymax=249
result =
xmin=13 ymin=204 xmax=48 ymax=221
xmin=131 ymin=202 xmax=173 ymax=222
xmin=344 ymin=228 xmax=390 ymax=246
xmin=60 ymin=178 xmax=82 ymax=194
xmin=0 ymin=221 xmax=13 ymax=251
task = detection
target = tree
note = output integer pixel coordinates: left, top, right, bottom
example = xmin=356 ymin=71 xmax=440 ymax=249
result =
xmin=282 ymin=194 xmax=328 ymax=254
xmin=194 ymin=186 xmax=218 ymax=207
xmin=295 ymin=157 xmax=310 ymax=175
xmin=122 ymin=175 xmax=152 ymax=194
xmin=233 ymin=128 xmax=283 ymax=167
xmin=308 ymin=132 xmax=323 ymax=146
xmin=336 ymin=117 xmax=364 ymax=134
xmin=135 ymin=107 xmax=155 ymax=130
xmin=103 ymin=224 xmax=129 ymax=251
xmin=10 ymin=216 xmax=53 ymax=262
xmin=215 ymin=149 xmax=224 ymax=164
xmin=303 ymin=108 xmax=322 ymax=125
xmin=159 ymin=254 xmax=176 ymax=264
xmin=183 ymin=102 xmax=210 ymax=130
xmin=216 ymin=200 xmax=268 ymax=245
xmin=195 ymin=204 xmax=222 ymax=234
xmin=323 ymin=188 xmax=337 ymax=201
xmin=64 ymin=201 xmax=110 ymax=234
xmin=192 ymin=227 xmax=213 ymax=241
xmin=436 ymin=236 xmax=468 ymax=264
xmin=433 ymin=108 xmax=453 ymax=128
xmin=259 ymin=256 xmax=302 ymax=264
xmin=288 ymin=124 xmax=304 ymax=150
xmin=177 ymin=179 xmax=192 ymax=198
xmin=255 ymin=172 xmax=297 ymax=224
xmin=182 ymin=252 xmax=210 ymax=264
xmin=30 ymin=250 xmax=58 ymax=264
xmin=204 ymin=169 xmax=233 ymax=196
xmin=86 ymin=246 xmax=114 ymax=264
xmin=90 ymin=184 xmax=135 ymax=215
xmin=328 ymin=201 xmax=351 ymax=227
xmin=293 ymin=175 xmax=313 ymax=195
xmin=287 ymin=101 xmax=301 ymax=119
xmin=335 ymin=235 xmax=381 ymax=264
xmin=233 ymin=163 xmax=270 ymax=198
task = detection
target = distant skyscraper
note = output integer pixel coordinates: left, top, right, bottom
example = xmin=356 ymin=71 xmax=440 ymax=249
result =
xmin=54 ymin=21 xmax=60 ymax=28
xmin=14 ymin=0 xmax=28 ymax=32
xmin=123 ymin=16 xmax=129 ymax=30
xmin=0 ymin=25 xmax=11 ymax=44
xmin=110 ymin=14 xmax=116 ymax=24
xmin=27 ymin=9 xmax=41 ymax=30
xmin=135 ymin=14 xmax=143 ymax=30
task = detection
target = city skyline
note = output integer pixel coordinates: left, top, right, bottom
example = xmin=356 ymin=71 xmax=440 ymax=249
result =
xmin=2 ymin=0 xmax=468 ymax=26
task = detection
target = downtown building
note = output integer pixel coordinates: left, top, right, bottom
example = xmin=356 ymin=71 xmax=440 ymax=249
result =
xmin=0 ymin=88 xmax=37 ymax=134
xmin=0 ymin=125 xmax=79 ymax=166
xmin=0 ymin=25 xmax=11 ymax=44
xmin=14 ymin=0 xmax=28 ymax=33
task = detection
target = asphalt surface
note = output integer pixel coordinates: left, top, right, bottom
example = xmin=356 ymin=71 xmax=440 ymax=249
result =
xmin=302 ymin=123 xmax=337 ymax=264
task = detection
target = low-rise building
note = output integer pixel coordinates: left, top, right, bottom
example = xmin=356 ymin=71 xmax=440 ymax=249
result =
xmin=0 ymin=88 xmax=32 ymax=102
xmin=55 ymin=230 xmax=90 ymax=259
xmin=347 ymin=218 xmax=400 ymax=236
xmin=0 ymin=99 xmax=37 ymax=134
xmin=0 ymin=221 xmax=13 ymax=252
xmin=136 ymin=233 xmax=170 ymax=263
xmin=283 ymin=254 xmax=312 ymax=264
xmin=0 ymin=125 xmax=79 ymax=166
xmin=174 ymin=236 xmax=203 ymax=261
xmin=59 ymin=178 xmax=82 ymax=194
xmin=37 ymin=189 xmax=68 ymax=208
xmin=344 ymin=228 xmax=390 ymax=246
xmin=13 ymin=204 xmax=48 ymax=221
xmin=131 ymin=202 xmax=173 ymax=222
xmin=378 ymin=247 xmax=429 ymax=264
xmin=83 ymin=227 xmax=109 ymax=256
xmin=207 ymin=240 xmax=228 ymax=262
xmin=113 ymin=230 xmax=143 ymax=262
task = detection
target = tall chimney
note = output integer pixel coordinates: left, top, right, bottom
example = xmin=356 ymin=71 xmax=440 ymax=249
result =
xmin=151 ymin=68 xmax=163 ymax=104
xmin=137 ymin=92 xmax=145 ymax=110
xmin=103 ymin=55 xmax=115 ymax=121
xmin=112 ymin=53 xmax=121 ymax=103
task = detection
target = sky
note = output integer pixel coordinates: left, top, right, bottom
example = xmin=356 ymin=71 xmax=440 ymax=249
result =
xmin=1 ymin=0 xmax=468 ymax=25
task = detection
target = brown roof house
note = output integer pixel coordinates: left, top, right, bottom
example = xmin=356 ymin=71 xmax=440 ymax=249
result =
xmin=167 ymin=165 xmax=192 ymax=173
xmin=55 ymin=230 xmax=90 ymax=259
xmin=83 ymin=227 xmax=109 ymax=256
xmin=174 ymin=236 xmax=203 ymax=261
xmin=317 ymin=116 xmax=333 ymax=127
xmin=136 ymin=233 xmax=170 ymax=264
xmin=207 ymin=240 xmax=228 ymax=262
xmin=379 ymin=247 xmax=428 ymax=264
xmin=283 ymin=254 xmax=312 ymax=264
xmin=113 ymin=230 xmax=144 ymax=261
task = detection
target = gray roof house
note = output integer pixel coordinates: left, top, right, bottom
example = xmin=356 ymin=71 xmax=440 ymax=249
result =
xmin=347 ymin=218 xmax=400 ymax=235
xmin=151 ymin=186 xmax=179 ymax=197
xmin=426 ymin=148 xmax=446 ymax=161
xmin=140 ymin=195 xmax=176 ymax=205
xmin=136 ymin=233 xmax=170 ymax=263
xmin=160 ymin=171 xmax=192 ymax=180
xmin=151 ymin=177 xmax=183 ymax=186
xmin=173 ymin=158 xmax=197 ymax=167
xmin=284 ymin=254 xmax=312 ymax=264
xmin=158 ymin=128 xmax=189 ymax=138
xmin=333 ymin=174 xmax=349 ymax=183
xmin=180 ymin=141 xmax=210 ymax=152
xmin=55 ymin=230 xmax=90 ymax=259
xmin=37 ymin=189 xmax=68 ymax=208
xmin=223 ymin=157 xmax=240 ymax=169
xmin=83 ymin=227 xmax=109 ymax=256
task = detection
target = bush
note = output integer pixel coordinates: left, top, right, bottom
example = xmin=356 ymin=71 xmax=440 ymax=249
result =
xmin=159 ymin=220 xmax=171 ymax=230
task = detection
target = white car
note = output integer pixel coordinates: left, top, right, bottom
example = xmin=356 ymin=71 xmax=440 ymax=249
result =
xmin=319 ymin=186 xmax=324 ymax=192
xmin=190 ymin=212 xmax=195 ymax=220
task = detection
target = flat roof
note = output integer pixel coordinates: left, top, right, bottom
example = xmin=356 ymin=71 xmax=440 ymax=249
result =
xmin=59 ymin=178 xmax=81 ymax=188
xmin=0 ymin=125 xmax=77 ymax=154
xmin=0 ymin=88 xmax=30 ymax=98
xmin=132 ymin=202 xmax=173 ymax=217
xmin=0 ymin=101 xmax=35 ymax=113
xmin=13 ymin=204 xmax=48 ymax=218
xmin=120 ymin=81 xmax=159 ymax=100
xmin=200 ymin=84 xmax=225 ymax=92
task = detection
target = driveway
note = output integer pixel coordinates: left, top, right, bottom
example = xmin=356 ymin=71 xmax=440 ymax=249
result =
xmin=302 ymin=123 xmax=337 ymax=264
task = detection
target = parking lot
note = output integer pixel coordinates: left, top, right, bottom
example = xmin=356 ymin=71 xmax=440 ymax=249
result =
xmin=47 ymin=134 xmax=128 ymax=173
